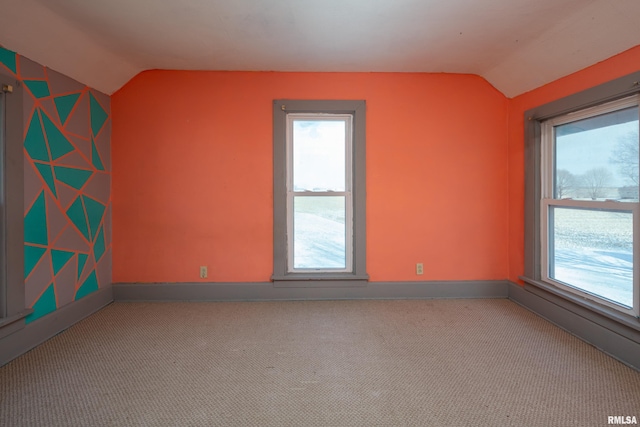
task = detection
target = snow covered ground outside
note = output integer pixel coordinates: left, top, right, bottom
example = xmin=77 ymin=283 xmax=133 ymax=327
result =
xmin=553 ymin=247 xmax=633 ymax=308
xmin=291 ymin=202 xmax=635 ymax=308
xmin=552 ymin=208 xmax=634 ymax=308
xmin=293 ymin=211 xmax=346 ymax=269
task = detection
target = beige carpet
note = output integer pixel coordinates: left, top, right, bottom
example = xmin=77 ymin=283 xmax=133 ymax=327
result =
xmin=1 ymin=299 xmax=639 ymax=426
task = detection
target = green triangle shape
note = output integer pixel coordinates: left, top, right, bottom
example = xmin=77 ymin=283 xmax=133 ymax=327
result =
xmin=42 ymin=112 xmax=75 ymax=160
xmin=25 ymin=191 xmax=48 ymax=245
xmin=51 ymin=250 xmax=74 ymax=276
xmin=26 ymin=284 xmax=57 ymax=324
xmin=24 ymin=110 xmax=50 ymax=162
xmin=54 ymin=166 xmax=92 ymax=190
xmin=25 ymin=245 xmax=47 ymax=279
xmin=75 ymin=270 xmax=98 ymax=301
xmin=0 ymin=47 xmax=17 ymax=74
xmin=77 ymin=253 xmax=88 ymax=280
xmin=94 ymin=227 xmax=106 ymax=262
xmin=89 ymin=93 xmax=108 ymax=137
xmin=33 ymin=162 xmax=57 ymax=198
xmin=66 ymin=197 xmax=90 ymax=242
xmin=24 ymin=80 xmax=51 ymax=99
xmin=83 ymin=196 xmax=105 ymax=240
xmin=53 ymin=93 xmax=81 ymax=124
xmin=91 ymin=138 xmax=105 ymax=171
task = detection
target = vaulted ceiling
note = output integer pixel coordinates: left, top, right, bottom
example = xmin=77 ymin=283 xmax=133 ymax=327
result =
xmin=1 ymin=0 xmax=639 ymax=97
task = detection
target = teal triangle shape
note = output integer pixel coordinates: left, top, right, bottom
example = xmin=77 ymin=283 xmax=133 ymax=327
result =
xmin=51 ymin=250 xmax=74 ymax=275
xmin=94 ymin=227 xmax=106 ymax=262
xmin=77 ymin=253 xmax=88 ymax=280
xmin=42 ymin=112 xmax=75 ymax=160
xmin=75 ymin=270 xmax=98 ymax=301
xmin=33 ymin=162 xmax=57 ymax=198
xmin=53 ymin=93 xmax=81 ymax=124
xmin=25 ymin=110 xmax=50 ymax=162
xmin=54 ymin=166 xmax=92 ymax=190
xmin=91 ymin=138 xmax=105 ymax=171
xmin=25 ymin=245 xmax=47 ymax=279
xmin=26 ymin=284 xmax=57 ymax=324
xmin=89 ymin=93 xmax=108 ymax=137
xmin=83 ymin=196 xmax=105 ymax=240
xmin=0 ymin=47 xmax=17 ymax=74
xmin=66 ymin=197 xmax=90 ymax=242
xmin=24 ymin=80 xmax=51 ymax=99
xmin=25 ymin=191 xmax=48 ymax=245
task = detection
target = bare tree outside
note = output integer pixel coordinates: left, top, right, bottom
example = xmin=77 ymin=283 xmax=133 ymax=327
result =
xmin=610 ymin=130 xmax=639 ymax=186
xmin=555 ymin=169 xmax=576 ymax=198
xmin=581 ymin=167 xmax=613 ymax=200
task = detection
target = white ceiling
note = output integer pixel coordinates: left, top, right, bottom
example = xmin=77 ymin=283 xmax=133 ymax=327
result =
xmin=1 ymin=0 xmax=639 ymax=97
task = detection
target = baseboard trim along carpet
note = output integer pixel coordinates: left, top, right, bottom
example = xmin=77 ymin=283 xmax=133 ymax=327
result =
xmin=0 ymin=287 xmax=113 ymax=367
xmin=508 ymin=282 xmax=640 ymax=371
xmin=113 ymin=280 xmax=509 ymax=302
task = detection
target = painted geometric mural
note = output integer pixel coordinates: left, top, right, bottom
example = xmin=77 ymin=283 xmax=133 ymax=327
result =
xmin=0 ymin=46 xmax=111 ymax=324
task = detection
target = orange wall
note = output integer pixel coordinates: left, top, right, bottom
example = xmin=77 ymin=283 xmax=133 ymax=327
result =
xmin=507 ymin=45 xmax=640 ymax=283
xmin=112 ymin=71 xmax=509 ymax=283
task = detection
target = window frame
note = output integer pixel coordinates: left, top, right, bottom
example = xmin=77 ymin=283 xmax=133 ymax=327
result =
xmin=0 ymin=72 xmax=28 ymax=338
xmin=286 ymin=113 xmax=353 ymax=273
xmin=272 ymin=100 xmax=368 ymax=287
xmin=523 ymin=71 xmax=640 ymax=325
xmin=540 ymin=96 xmax=639 ymax=316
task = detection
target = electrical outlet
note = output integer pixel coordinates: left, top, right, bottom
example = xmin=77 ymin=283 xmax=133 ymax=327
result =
xmin=200 ymin=266 xmax=208 ymax=279
xmin=416 ymin=263 xmax=424 ymax=275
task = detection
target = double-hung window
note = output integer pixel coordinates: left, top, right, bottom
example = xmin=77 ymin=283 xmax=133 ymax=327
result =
xmin=526 ymin=76 xmax=640 ymax=320
xmin=272 ymin=100 xmax=367 ymax=286
xmin=287 ymin=114 xmax=353 ymax=272
xmin=541 ymin=95 xmax=639 ymax=316
xmin=0 ymin=82 xmax=5 ymax=319
xmin=0 ymin=73 xmax=27 ymax=337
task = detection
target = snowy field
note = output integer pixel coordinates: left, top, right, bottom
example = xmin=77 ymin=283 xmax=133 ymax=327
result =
xmin=293 ymin=197 xmax=346 ymax=269
xmin=291 ymin=199 xmax=635 ymax=308
xmin=551 ymin=208 xmax=634 ymax=308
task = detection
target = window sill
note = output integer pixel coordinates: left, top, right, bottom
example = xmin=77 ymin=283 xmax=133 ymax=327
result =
xmin=519 ymin=276 xmax=640 ymax=333
xmin=0 ymin=309 xmax=33 ymax=340
xmin=272 ymin=273 xmax=369 ymax=288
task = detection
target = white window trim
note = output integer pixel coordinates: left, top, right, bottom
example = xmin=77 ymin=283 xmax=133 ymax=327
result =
xmin=539 ymin=95 xmax=640 ymax=317
xmin=285 ymin=113 xmax=354 ymax=273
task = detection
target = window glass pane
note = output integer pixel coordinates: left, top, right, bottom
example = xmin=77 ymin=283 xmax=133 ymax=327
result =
xmin=0 ymin=92 xmax=4 ymax=209
xmin=549 ymin=207 xmax=633 ymax=308
xmin=554 ymin=106 xmax=638 ymax=200
xmin=293 ymin=196 xmax=345 ymax=269
xmin=293 ymin=120 xmax=346 ymax=192
xmin=0 ymin=92 xmax=4 ymax=318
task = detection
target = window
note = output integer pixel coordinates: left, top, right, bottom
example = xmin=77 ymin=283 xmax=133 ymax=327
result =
xmin=0 ymin=73 xmax=27 ymax=336
xmin=272 ymin=100 xmax=367 ymax=286
xmin=288 ymin=115 xmax=352 ymax=271
xmin=0 ymin=83 xmax=5 ymax=318
xmin=524 ymin=72 xmax=640 ymax=321
xmin=541 ymin=96 xmax=639 ymax=316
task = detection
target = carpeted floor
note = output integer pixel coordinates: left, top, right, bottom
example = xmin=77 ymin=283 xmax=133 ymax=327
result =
xmin=1 ymin=299 xmax=639 ymax=426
